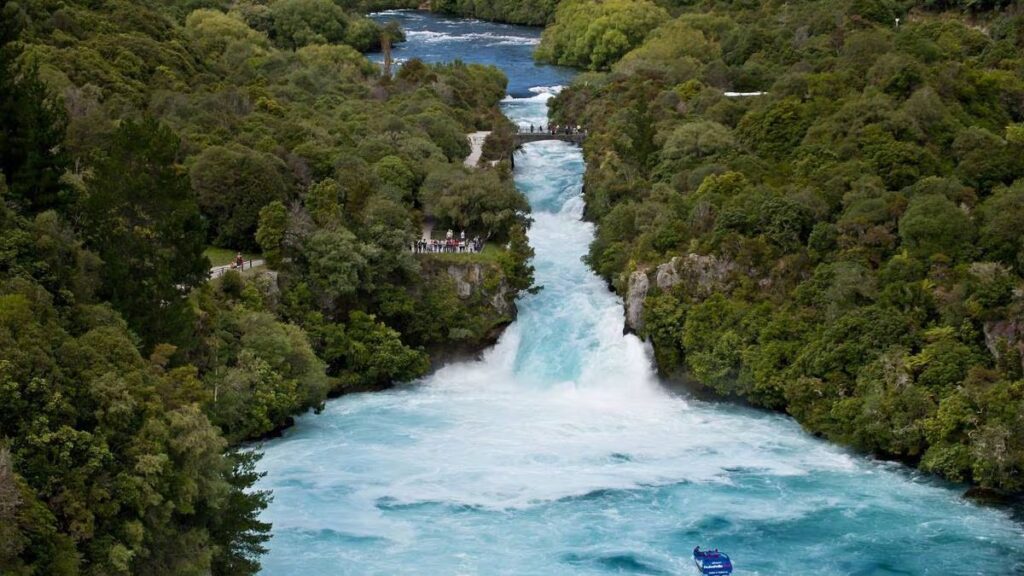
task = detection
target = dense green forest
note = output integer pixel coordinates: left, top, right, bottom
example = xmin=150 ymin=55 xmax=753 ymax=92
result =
xmin=430 ymin=0 xmax=560 ymax=26
xmin=549 ymin=0 xmax=1024 ymax=493
xmin=4 ymin=0 xmax=1023 ymax=571
xmin=535 ymin=0 xmax=669 ymax=69
xmin=0 ymin=0 xmax=534 ymax=573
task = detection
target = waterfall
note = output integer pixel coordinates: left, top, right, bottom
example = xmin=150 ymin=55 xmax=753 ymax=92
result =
xmin=255 ymin=12 xmax=1024 ymax=575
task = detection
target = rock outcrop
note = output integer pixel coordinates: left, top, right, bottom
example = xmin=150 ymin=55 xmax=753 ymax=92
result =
xmin=625 ymin=270 xmax=649 ymax=333
xmin=624 ymin=253 xmax=738 ymax=334
xmin=983 ymin=319 xmax=1024 ymax=370
xmin=447 ymin=264 xmax=480 ymax=299
xmin=416 ymin=258 xmax=519 ymax=363
xmin=442 ymin=262 xmax=516 ymax=318
xmin=659 ymin=254 xmax=737 ymax=296
xmin=655 ymin=260 xmax=680 ymax=290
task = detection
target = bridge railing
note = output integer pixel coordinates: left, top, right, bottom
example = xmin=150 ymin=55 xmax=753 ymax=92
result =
xmin=513 ymin=125 xmax=587 ymax=139
xmin=411 ymin=239 xmax=485 ymax=255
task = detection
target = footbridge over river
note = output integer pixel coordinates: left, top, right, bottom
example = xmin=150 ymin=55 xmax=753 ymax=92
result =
xmin=509 ymin=131 xmax=585 ymax=166
xmin=513 ymin=132 xmax=586 ymax=146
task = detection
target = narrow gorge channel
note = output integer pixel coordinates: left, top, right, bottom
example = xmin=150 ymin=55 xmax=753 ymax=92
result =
xmin=254 ymin=12 xmax=1024 ymax=575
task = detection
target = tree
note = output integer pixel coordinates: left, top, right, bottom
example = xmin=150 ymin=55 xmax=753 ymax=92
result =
xmin=343 ymin=16 xmax=383 ymax=52
xmin=269 ymin=0 xmax=349 ymax=50
xmin=81 ymin=118 xmax=209 ymax=348
xmin=420 ymin=164 xmax=528 ymax=240
xmin=208 ymin=451 xmax=272 ymax=576
xmin=954 ymin=127 xmax=1023 ymax=193
xmin=535 ymin=0 xmax=669 ymax=70
xmin=256 ymin=201 xmax=288 ymax=267
xmin=656 ymin=121 xmax=735 ymax=177
xmin=305 ymin=178 xmax=345 ymax=229
xmin=681 ymin=294 xmax=762 ymax=395
xmin=1007 ymin=124 xmax=1024 ymax=145
xmin=185 ymin=9 xmax=269 ymax=60
xmin=614 ymin=19 xmax=716 ymax=82
xmin=191 ymin=144 xmax=291 ymax=250
xmin=0 ymin=12 xmax=69 ymax=214
xmin=868 ymin=53 xmax=924 ymax=98
xmin=303 ymin=227 xmax=367 ymax=312
xmin=323 ymin=311 xmax=428 ymax=389
xmin=373 ymin=155 xmax=417 ymax=200
xmin=923 ymin=376 xmax=1024 ymax=492
xmin=0 ymin=281 xmax=270 ymax=575
xmin=543 ymin=0 xmax=1024 ymax=495
xmin=498 ymin=223 xmax=536 ymax=294
xmin=977 ymin=183 xmax=1024 ymax=272
xmin=206 ymin=308 xmax=328 ymax=441
xmin=737 ymin=97 xmax=808 ymax=159
xmin=898 ymin=194 xmax=974 ymax=261
xmin=0 ymin=0 xmax=546 ymax=570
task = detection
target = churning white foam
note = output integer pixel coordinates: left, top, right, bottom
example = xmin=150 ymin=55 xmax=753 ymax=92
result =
xmin=405 ymin=30 xmax=539 ymax=46
xmin=529 ymin=86 xmax=564 ymax=95
xmin=502 ymin=89 xmax=558 ymax=103
xmin=371 ymin=9 xmax=420 ymax=17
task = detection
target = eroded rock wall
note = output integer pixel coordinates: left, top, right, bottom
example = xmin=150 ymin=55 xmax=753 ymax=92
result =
xmin=624 ymin=253 xmax=737 ymax=334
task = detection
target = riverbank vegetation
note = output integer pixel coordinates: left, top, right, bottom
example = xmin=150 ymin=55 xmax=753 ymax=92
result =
xmin=550 ymin=0 xmax=1024 ymax=494
xmin=535 ymin=0 xmax=668 ymax=70
xmin=0 ymin=0 xmax=533 ymax=573
xmin=431 ymin=0 xmax=560 ymax=26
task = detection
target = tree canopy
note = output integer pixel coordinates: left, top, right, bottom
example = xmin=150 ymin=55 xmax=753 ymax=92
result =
xmin=0 ymin=0 xmax=534 ymax=573
xmin=552 ymin=0 xmax=1024 ymax=493
xmin=535 ymin=0 xmax=669 ymax=70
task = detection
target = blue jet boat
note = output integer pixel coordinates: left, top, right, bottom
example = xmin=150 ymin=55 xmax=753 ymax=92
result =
xmin=693 ymin=547 xmax=733 ymax=575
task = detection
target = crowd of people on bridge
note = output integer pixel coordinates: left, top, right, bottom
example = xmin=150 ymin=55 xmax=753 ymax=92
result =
xmin=521 ymin=124 xmax=586 ymax=136
xmin=412 ymin=229 xmax=483 ymax=254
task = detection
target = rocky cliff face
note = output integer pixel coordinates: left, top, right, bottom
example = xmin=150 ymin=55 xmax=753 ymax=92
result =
xmin=983 ymin=318 xmax=1024 ymax=371
xmin=625 ymin=270 xmax=649 ymax=333
xmin=443 ymin=262 xmax=515 ymax=318
xmin=417 ymin=258 xmax=518 ymax=364
xmin=624 ymin=253 xmax=737 ymax=334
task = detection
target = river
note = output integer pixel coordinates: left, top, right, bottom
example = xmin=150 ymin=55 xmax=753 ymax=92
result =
xmin=255 ymin=11 xmax=1024 ymax=575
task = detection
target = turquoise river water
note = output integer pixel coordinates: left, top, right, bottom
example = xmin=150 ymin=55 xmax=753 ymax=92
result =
xmin=255 ymin=11 xmax=1024 ymax=575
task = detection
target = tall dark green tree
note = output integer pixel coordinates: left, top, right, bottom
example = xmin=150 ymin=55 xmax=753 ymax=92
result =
xmin=207 ymin=451 xmax=272 ymax=576
xmin=0 ymin=1 xmax=69 ymax=213
xmin=190 ymin=144 xmax=292 ymax=251
xmin=81 ymin=118 xmax=209 ymax=348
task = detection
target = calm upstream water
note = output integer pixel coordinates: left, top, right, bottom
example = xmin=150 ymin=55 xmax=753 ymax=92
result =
xmin=255 ymin=12 xmax=1024 ymax=575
